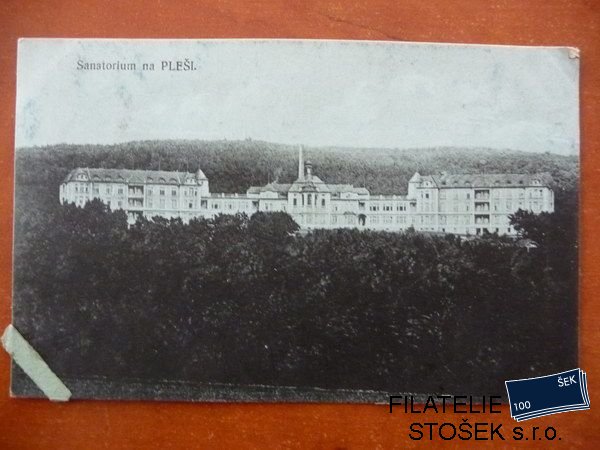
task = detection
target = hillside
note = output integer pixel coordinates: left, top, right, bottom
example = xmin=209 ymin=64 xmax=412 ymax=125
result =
xmin=15 ymin=139 xmax=579 ymax=206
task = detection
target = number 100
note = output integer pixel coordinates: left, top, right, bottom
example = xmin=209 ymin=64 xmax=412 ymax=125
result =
xmin=514 ymin=401 xmax=531 ymax=411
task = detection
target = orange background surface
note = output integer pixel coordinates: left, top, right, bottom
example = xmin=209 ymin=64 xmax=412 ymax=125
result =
xmin=0 ymin=1 xmax=599 ymax=448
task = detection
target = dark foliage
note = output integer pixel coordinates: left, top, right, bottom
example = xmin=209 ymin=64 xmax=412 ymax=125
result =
xmin=15 ymin=139 xmax=579 ymax=212
xmin=12 ymin=141 xmax=579 ymax=395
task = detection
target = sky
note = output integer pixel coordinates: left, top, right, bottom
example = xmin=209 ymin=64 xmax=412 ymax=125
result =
xmin=15 ymin=39 xmax=580 ymax=155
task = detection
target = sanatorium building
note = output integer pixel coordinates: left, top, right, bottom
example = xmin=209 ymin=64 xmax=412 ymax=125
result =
xmin=60 ymin=148 xmax=554 ymax=236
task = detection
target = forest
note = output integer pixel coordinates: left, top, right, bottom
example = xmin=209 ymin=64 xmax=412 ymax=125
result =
xmin=11 ymin=140 xmax=579 ymax=397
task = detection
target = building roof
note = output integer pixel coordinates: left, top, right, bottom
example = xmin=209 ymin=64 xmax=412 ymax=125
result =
xmin=409 ymin=172 xmax=421 ymax=183
xmin=326 ymin=184 xmax=370 ymax=195
xmin=246 ymin=183 xmax=293 ymax=195
xmin=248 ymin=180 xmax=370 ymax=196
xmin=289 ymin=177 xmax=330 ymax=193
xmin=63 ymin=168 xmax=204 ymax=185
xmin=421 ymin=172 xmax=553 ymax=189
xmin=195 ymin=168 xmax=208 ymax=180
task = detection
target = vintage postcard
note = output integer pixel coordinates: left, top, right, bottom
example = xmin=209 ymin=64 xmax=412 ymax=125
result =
xmin=10 ymin=39 xmax=579 ymax=402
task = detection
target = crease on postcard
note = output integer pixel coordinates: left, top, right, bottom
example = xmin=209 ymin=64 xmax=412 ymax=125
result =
xmin=1 ymin=324 xmax=71 ymax=401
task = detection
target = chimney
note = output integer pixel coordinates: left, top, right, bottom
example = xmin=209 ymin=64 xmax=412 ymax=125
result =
xmin=298 ymin=145 xmax=304 ymax=180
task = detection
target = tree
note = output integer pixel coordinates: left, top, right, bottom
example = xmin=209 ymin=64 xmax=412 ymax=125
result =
xmin=510 ymin=209 xmax=554 ymax=244
xmin=248 ymin=211 xmax=299 ymax=242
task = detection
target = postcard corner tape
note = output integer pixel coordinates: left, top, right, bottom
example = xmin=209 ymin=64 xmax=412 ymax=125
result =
xmin=1 ymin=324 xmax=72 ymax=402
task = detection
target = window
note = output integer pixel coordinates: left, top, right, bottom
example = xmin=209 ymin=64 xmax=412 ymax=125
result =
xmin=117 ymin=201 xmax=123 ymax=208
xmin=147 ymin=188 xmax=153 ymax=196
xmin=160 ymin=189 xmax=165 ymax=196
xmin=171 ymin=189 xmax=177 ymax=196
xmin=189 ymin=202 xmax=193 ymax=209
xmin=148 ymin=199 xmax=153 ymax=208
xmin=118 ymin=188 xmax=124 ymax=195
xmin=293 ymin=198 xmax=297 ymax=206
xmin=171 ymin=199 xmax=177 ymax=209
xmin=466 ymin=193 xmax=470 ymax=199
xmin=321 ymin=198 xmax=326 ymax=207
xmin=160 ymin=199 xmax=165 ymax=208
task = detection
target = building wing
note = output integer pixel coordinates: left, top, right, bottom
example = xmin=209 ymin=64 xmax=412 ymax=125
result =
xmin=63 ymin=168 xmax=202 ymax=185
xmin=430 ymin=172 xmax=553 ymax=189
